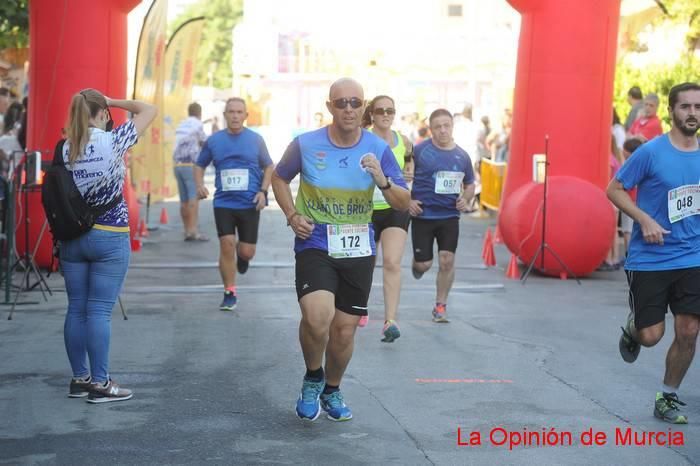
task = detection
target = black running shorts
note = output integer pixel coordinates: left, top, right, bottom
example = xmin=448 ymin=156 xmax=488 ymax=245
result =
xmin=626 ymin=267 xmax=700 ymax=330
xmin=213 ymin=207 xmax=260 ymax=242
xmin=295 ymin=248 xmax=374 ymax=316
xmin=371 ymin=207 xmax=410 ymax=242
xmin=410 ymin=217 xmax=459 ymax=262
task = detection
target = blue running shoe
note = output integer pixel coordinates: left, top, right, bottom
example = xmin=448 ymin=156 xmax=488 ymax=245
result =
xmin=295 ymin=378 xmax=324 ymax=421
xmin=219 ymin=291 xmax=237 ymax=311
xmin=320 ymin=390 xmax=353 ymax=421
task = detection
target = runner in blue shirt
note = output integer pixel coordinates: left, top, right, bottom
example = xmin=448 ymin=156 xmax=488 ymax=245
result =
xmin=194 ymin=97 xmax=273 ymax=311
xmin=409 ymin=108 xmax=475 ymax=323
xmin=608 ymin=82 xmax=700 ymax=424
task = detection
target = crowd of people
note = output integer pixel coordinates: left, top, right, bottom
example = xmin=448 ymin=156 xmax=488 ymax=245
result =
xmin=52 ymin=78 xmax=700 ymax=428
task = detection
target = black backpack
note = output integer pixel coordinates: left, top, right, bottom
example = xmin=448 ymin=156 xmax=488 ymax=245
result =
xmin=41 ymin=139 xmax=122 ymax=241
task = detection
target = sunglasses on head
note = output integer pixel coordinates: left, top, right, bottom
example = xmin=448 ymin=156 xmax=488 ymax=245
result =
xmin=330 ymin=97 xmax=363 ymax=109
xmin=373 ymin=107 xmax=396 ymax=116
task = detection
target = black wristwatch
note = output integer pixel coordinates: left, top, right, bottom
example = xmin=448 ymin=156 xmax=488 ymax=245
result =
xmin=378 ymin=178 xmax=392 ymax=191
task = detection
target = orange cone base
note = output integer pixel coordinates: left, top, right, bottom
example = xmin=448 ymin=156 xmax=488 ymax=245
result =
xmin=159 ymin=207 xmax=169 ymax=225
xmin=506 ymin=254 xmax=519 ymax=279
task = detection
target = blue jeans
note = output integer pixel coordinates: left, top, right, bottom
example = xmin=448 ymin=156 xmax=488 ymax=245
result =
xmin=60 ymin=228 xmax=130 ymax=383
xmin=174 ymin=165 xmax=197 ymax=202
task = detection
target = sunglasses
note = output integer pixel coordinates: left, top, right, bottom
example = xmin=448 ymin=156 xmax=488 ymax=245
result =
xmin=373 ymin=107 xmax=396 ymax=116
xmin=330 ymin=97 xmax=363 ymax=109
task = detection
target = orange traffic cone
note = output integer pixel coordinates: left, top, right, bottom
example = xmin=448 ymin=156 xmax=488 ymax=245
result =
xmin=559 ymin=271 xmax=568 ymax=280
xmin=130 ymin=238 xmax=142 ymax=252
xmin=506 ymin=254 xmax=519 ymax=279
xmin=493 ymin=225 xmax=502 ymax=244
xmin=138 ymin=218 xmax=149 ymax=238
xmin=481 ymin=227 xmax=493 ymax=260
xmin=483 ymin=239 xmax=496 ymax=267
xmin=159 ymin=207 xmax=169 ymax=225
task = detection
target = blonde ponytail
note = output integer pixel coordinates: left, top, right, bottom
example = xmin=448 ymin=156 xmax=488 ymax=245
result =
xmin=66 ymin=89 xmax=108 ymax=165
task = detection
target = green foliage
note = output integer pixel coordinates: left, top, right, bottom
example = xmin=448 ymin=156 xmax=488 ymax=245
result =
xmin=170 ymin=0 xmax=243 ymax=89
xmin=654 ymin=0 xmax=700 ymax=52
xmin=614 ymin=56 xmax=700 ymax=129
xmin=0 ymin=0 xmax=29 ymax=49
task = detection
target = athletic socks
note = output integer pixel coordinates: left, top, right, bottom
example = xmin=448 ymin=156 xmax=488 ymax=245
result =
xmin=305 ymin=367 xmax=324 ymax=382
xmin=323 ymin=384 xmax=340 ymax=395
xmin=662 ymin=383 xmax=679 ymax=396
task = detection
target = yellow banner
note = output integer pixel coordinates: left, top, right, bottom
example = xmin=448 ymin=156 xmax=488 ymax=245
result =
xmin=163 ymin=17 xmax=206 ymax=187
xmin=131 ymin=0 xmax=168 ymax=201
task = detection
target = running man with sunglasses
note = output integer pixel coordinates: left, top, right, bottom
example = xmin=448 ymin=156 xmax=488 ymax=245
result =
xmin=361 ymin=96 xmax=414 ymax=342
xmin=409 ymin=109 xmax=475 ymax=323
xmin=272 ymin=78 xmax=410 ymax=422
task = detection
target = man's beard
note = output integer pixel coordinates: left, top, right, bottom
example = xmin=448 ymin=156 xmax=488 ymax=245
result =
xmin=673 ymin=113 xmax=699 ymax=137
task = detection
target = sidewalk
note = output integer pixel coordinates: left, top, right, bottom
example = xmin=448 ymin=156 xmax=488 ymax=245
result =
xmin=0 ymin=200 xmax=697 ymax=465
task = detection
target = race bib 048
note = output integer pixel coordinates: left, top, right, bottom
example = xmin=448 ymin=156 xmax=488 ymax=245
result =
xmin=327 ymin=224 xmax=371 ymax=258
xmin=668 ymin=184 xmax=700 ymax=223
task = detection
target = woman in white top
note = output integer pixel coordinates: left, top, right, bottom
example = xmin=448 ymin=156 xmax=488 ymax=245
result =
xmin=61 ymin=88 xmax=156 ymax=403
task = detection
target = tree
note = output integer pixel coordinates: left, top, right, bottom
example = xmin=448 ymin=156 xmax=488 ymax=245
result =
xmin=170 ymin=0 xmax=243 ymax=89
xmin=0 ymin=0 xmax=29 ymax=50
xmin=653 ymin=0 xmax=700 ymax=53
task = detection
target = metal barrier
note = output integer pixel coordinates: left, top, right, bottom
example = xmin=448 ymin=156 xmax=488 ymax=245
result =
xmin=480 ymin=158 xmax=507 ymax=211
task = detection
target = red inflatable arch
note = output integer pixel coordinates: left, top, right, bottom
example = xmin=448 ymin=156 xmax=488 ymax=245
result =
xmin=501 ymin=0 xmax=621 ymax=276
xmin=25 ymin=0 xmax=621 ymax=275
xmin=23 ymin=0 xmax=141 ymax=267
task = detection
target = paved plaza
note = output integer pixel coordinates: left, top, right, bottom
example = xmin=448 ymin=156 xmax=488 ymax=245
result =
xmin=1 ymin=198 xmax=698 ymax=465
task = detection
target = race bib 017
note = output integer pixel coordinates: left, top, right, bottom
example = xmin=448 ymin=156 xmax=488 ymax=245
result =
xmin=221 ymin=168 xmax=249 ymax=191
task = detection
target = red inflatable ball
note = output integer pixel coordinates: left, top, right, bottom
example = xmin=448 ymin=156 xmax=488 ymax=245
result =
xmin=498 ymin=176 xmax=615 ymax=277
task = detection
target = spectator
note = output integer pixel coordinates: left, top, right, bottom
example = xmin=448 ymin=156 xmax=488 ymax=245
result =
xmin=612 ymin=108 xmax=625 ymax=151
xmin=452 ymin=103 xmax=478 ymax=162
xmin=628 ymin=93 xmax=663 ymax=142
xmin=624 ymin=86 xmax=644 ymax=131
xmin=173 ymin=102 xmax=208 ymax=241
xmin=618 ymin=138 xmax=643 ymax=254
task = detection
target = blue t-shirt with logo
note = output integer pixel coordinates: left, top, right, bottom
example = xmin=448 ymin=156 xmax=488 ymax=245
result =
xmin=411 ymin=139 xmax=474 ymax=219
xmin=196 ymin=128 xmax=273 ymax=210
xmin=616 ymin=134 xmax=700 ymax=270
xmin=275 ymin=127 xmax=407 ymax=254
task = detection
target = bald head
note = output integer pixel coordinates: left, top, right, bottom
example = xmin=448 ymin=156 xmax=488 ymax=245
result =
xmin=329 ymin=78 xmax=364 ymax=101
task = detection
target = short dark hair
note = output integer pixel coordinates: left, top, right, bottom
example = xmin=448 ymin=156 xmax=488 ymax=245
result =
xmin=428 ymin=108 xmax=453 ymax=125
xmin=622 ymin=138 xmax=643 ymax=154
xmin=188 ymin=102 xmax=202 ymax=117
xmin=0 ymin=87 xmax=9 ymax=97
xmin=627 ymin=86 xmax=643 ymax=100
xmin=668 ymin=82 xmax=700 ymax=110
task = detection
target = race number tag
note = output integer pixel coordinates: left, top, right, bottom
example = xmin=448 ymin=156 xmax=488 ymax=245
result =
xmin=327 ymin=224 xmax=371 ymax=258
xmin=668 ymin=184 xmax=700 ymax=223
xmin=221 ymin=169 xmax=249 ymax=191
xmin=434 ymin=171 xmax=464 ymax=194
xmin=372 ymin=185 xmax=385 ymax=204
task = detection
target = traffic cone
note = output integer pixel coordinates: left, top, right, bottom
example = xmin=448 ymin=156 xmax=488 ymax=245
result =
xmin=481 ymin=228 xmax=493 ymax=260
xmin=159 ymin=207 xmax=169 ymax=225
xmin=493 ymin=225 xmax=502 ymax=244
xmin=130 ymin=238 xmax=142 ymax=252
xmin=483 ymin=239 xmax=496 ymax=267
xmin=559 ymin=271 xmax=568 ymax=280
xmin=506 ymin=254 xmax=519 ymax=279
xmin=138 ymin=218 xmax=149 ymax=238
